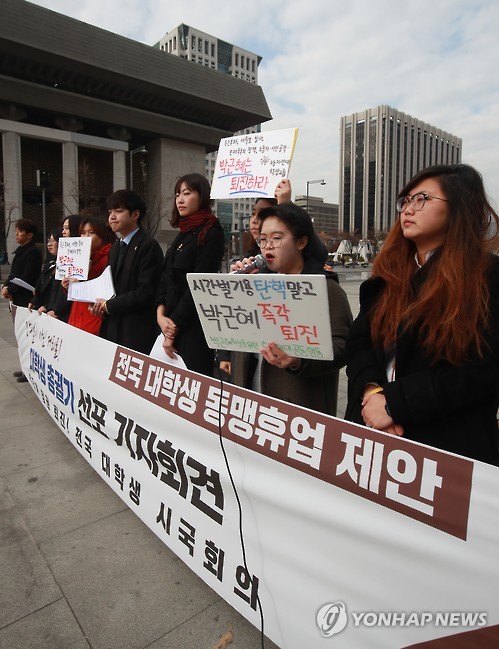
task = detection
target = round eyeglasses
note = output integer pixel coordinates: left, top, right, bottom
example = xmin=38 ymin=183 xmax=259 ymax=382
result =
xmin=256 ymin=235 xmax=294 ymax=249
xmin=396 ymin=192 xmax=448 ymax=213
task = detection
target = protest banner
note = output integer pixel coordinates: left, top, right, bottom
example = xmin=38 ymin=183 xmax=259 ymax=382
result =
xmin=210 ymin=128 xmax=298 ymax=199
xmin=56 ymin=236 xmax=91 ymax=280
xmin=187 ymin=272 xmax=334 ymax=360
xmin=14 ymin=307 xmax=499 ymax=648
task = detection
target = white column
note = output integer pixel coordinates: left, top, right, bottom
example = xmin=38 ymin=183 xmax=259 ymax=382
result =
xmin=113 ymin=150 xmax=126 ymax=190
xmin=2 ymin=131 xmax=23 ymax=258
xmin=62 ymin=141 xmax=79 ymax=215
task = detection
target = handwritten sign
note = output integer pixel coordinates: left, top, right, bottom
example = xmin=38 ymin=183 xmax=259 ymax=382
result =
xmin=187 ymin=273 xmax=333 ymax=360
xmin=210 ymin=128 xmax=298 ymax=199
xmin=56 ymin=237 xmax=91 ymax=280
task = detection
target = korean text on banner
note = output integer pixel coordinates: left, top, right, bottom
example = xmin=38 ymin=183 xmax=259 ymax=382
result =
xmin=13 ymin=306 xmax=499 ymax=649
xmin=210 ymin=128 xmax=298 ymax=199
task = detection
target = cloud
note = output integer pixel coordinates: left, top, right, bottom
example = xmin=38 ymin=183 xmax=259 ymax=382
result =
xmin=30 ymin=0 xmax=499 ymax=207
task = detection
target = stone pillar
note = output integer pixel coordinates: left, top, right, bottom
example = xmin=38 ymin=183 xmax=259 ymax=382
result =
xmin=2 ymin=131 xmax=23 ymax=258
xmin=62 ymin=141 xmax=79 ymax=215
xmin=147 ymin=138 xmax=206 ymax=249
xmin=113 ymin=150 xmax=127 ymax=191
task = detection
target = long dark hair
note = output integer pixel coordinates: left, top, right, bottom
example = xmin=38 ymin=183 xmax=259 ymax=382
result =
xmin=370 ymin=163 xmax=498 ymax=363
xmin=170 ymin=173 xmax=213 ymax=228
xmin=64 ymin=214 xmax=84 ymax=237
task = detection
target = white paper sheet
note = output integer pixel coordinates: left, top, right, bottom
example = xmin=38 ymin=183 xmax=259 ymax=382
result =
xmin=11 ymin=277 xmax=35 ymax=292
xmin=149 ymin=334 xmax=187 ymax=368
xmin=67 ymin=266 xmax=115 ymax=303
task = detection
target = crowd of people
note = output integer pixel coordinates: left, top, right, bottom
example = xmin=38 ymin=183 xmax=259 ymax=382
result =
xmin=1 ymin=164 xmax=498 ymax=464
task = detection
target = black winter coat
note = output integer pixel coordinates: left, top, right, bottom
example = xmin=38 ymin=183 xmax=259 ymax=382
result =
xmin=345 ymin=255 xmax=499 ymax=465
xmin=156 ymin=222 xmax=225 ymax=376
xmin=3 ymin=241 xmax=42 ymax=306
xmin=100 ymin=228 xmax=164 ymax=355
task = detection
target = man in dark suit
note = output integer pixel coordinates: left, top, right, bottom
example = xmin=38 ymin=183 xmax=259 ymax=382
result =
xmin=1 ymin=218 xmax=42 ymax=382
xmin=91 ymin=190 xmax=163 ymax=354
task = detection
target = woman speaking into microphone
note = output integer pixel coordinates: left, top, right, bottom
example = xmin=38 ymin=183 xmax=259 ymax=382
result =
xmin=229 ymin=202 xmax=353 ymax=417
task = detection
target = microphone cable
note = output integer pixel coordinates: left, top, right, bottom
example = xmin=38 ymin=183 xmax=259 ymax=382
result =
xmin=214 ymin=350 xmax=266 ymax=649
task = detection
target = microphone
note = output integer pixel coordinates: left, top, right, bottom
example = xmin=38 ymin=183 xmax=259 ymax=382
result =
xmin=231 ymin=254 xmax=268 ymax=274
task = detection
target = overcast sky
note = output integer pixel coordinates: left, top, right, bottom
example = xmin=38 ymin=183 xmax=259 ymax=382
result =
xmin=31 ymin=0 xmax=499 ymax=207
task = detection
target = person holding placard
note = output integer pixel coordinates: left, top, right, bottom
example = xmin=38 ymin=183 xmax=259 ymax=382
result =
xmin=91 ymin=190 xmax=163 ymax=354
xmin=46 ymin=214 xmax=84 ymax=322
xmin=230 ymin=202 xmax=353 ymax=416
xmin=156 ymin=173 xmax=225 ymax=376
xmin=66 ymin=216 xmax=115 ymax=335
xmin=219 ymin=179 xmax=293 ymax=377
xmin=345 ymin=164 xmax=499 ymax=464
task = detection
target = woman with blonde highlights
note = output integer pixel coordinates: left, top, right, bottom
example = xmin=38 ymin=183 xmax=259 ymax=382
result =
xmin=345 ymin=163 xmax=499 ymax=464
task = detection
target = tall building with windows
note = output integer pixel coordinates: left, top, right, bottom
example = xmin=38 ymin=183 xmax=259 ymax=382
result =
xmin=293 ymin=196 xmax=339 ymax=232
xmin=339 ymin=106 xmax=462 ymax=237
xmin=155 ymin=25 xmax=263 ymax=234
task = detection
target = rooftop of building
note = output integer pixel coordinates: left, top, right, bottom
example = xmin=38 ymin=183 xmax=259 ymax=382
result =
xmin=0 ymin=0 xmax=271 ymax=150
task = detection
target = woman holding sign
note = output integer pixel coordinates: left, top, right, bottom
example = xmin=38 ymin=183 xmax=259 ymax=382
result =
xmin=156 ymin=173 xmax=225 ymax=376
xmin=230 ymin=202 xmax=353 ymax=416
xmin=345 ymin=164 xmax=499 ymax=464
xmin=46 ymin=214 xmax=84 ymax=322
xmin=67 ymin=216 xmax=115 ymax=335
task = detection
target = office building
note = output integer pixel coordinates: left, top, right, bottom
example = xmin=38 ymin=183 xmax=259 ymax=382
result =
xmin=156 ymin=25 xmax=263 ymax=233
xmin=294 ymin=196 xmax=339 ymax=232
xmin=339 ymin=105 xmax=462 ymax=237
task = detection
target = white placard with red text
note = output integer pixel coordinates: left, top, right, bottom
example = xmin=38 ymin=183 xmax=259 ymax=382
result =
xmin=56 ymin=236 xmax=91 ymax=280
xmin=187 ymin=273 xmax=334 ymax=360
xmin=210 ymin=128 xmax=298 ymax=199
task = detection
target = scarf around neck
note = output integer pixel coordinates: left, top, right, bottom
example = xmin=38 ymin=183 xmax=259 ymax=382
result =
xmin=178 ymin=208 xmax=219 ymax=246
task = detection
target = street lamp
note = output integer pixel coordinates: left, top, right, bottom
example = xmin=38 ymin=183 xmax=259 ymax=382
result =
xmin=306 ymin=178 xmax=326 ymax=217
xmin=129 ymin=146 xmax=147 ymax=190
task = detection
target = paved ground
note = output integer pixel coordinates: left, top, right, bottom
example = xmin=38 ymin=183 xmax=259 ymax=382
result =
xmin=0 ymin=269 xmax=364 ymax=649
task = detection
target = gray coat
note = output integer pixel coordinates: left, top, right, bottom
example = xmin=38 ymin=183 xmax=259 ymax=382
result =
xmin=231 ymin=275 xmax=353 ymax=417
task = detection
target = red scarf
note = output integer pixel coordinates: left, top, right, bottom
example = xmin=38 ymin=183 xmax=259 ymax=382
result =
xmin=178 ymin=209 xmax=219 ymax=246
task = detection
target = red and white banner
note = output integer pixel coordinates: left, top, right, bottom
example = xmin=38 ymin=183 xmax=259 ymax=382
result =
xmin=14 ymin=307 xmax=499 ymax=648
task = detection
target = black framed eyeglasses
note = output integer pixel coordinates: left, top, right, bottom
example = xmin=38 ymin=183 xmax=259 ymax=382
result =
xmin=396 ymin=192 xmax=448 ymax=213
xmin=256 ymin=235 xmax=294 ymax=249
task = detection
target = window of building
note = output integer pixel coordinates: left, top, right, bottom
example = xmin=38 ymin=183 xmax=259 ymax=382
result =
xmin=191 ymin=35 xmax=196 ymax=50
